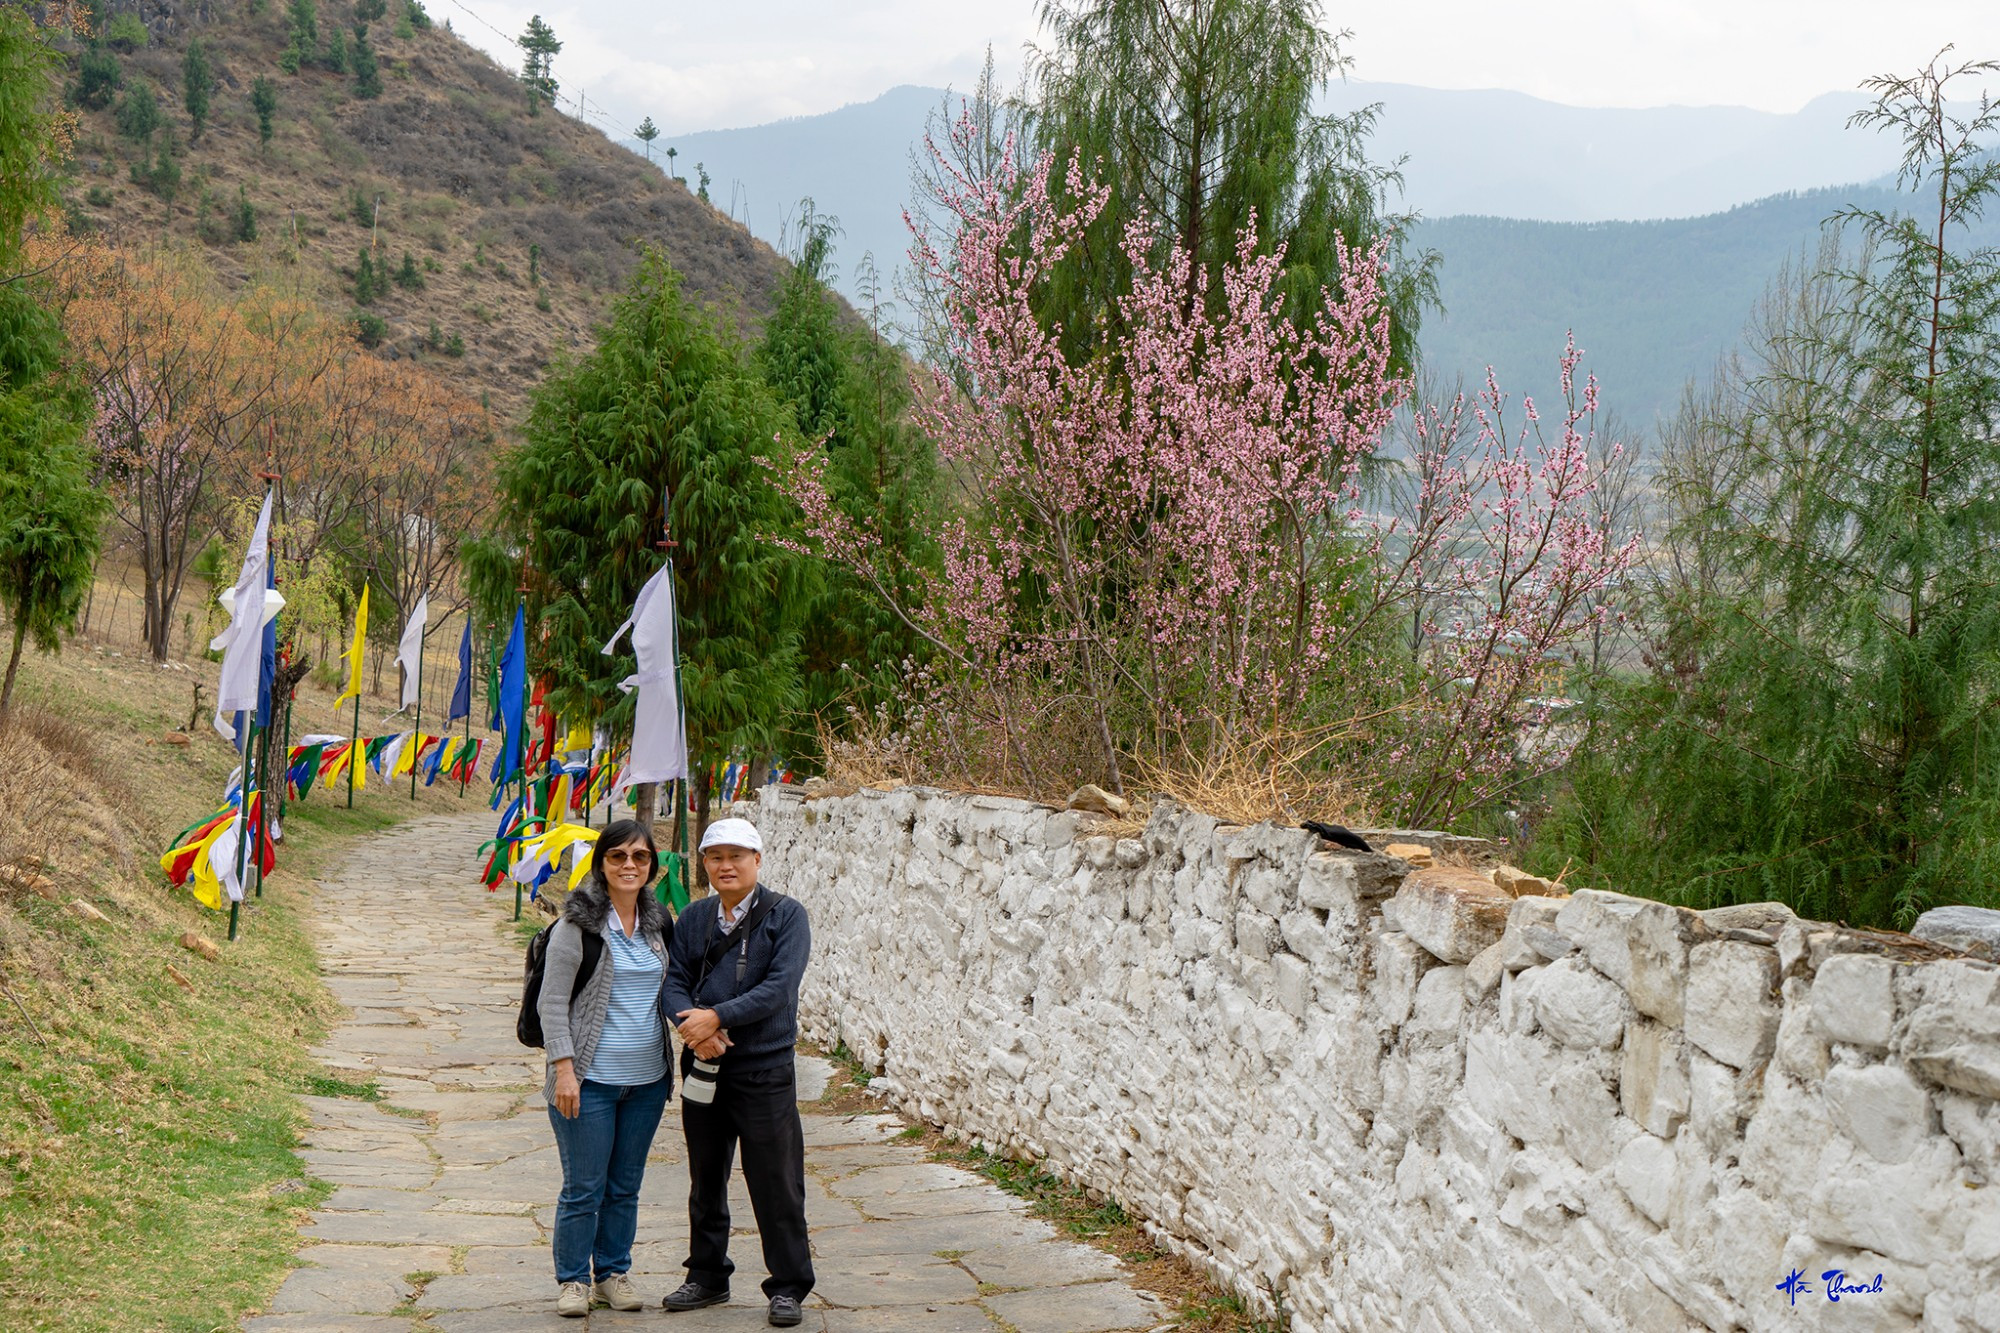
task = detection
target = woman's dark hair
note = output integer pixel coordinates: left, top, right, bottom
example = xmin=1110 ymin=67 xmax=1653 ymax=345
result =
xmin=588 ymin=819 xmax=658 ymax=891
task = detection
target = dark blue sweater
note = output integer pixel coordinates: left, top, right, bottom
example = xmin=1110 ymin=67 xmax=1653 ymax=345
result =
xmin=663 ymin=886 xmax=811 ymax=1073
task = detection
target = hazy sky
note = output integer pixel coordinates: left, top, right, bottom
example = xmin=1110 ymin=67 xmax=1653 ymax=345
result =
xmin=435 ymin=0 xmax=1996 ymax=137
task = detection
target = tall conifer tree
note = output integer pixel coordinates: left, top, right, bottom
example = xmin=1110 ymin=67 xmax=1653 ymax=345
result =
xmin=468 ymin=253 xmax=805 ymax=833
xmin=1545 ymin=55 xmax=2000 ymax=927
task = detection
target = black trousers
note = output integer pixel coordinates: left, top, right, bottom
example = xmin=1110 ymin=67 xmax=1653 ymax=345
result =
xmin=682 ymin=1062 xmax=814 ymax=1300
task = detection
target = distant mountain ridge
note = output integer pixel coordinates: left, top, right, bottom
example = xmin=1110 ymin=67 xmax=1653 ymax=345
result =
xmin=658 ymin=81 xmax=1951 ymax=427
xmin=1416 ymin=185 xmax=2000 ymax=427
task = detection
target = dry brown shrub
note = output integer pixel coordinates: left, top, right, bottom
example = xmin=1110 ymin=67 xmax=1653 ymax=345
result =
xmin=817 ymin=684 xmax=1114 ymax=808
xmin=0 ymin=718 xmax=82 ymax=873
xmin=1133 ymin=724 xmax=1373 ymax=830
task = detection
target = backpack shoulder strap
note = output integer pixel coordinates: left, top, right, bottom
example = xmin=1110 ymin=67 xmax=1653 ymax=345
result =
xmin=573 ymin=929 xmax=604 ymax=996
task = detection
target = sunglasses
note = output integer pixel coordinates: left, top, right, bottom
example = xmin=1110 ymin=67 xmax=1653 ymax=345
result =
xmin=600 ymin=848 xmax=652 ymax=867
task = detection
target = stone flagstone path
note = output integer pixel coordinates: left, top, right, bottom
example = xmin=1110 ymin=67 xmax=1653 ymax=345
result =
xmin=246 ymin=812 xmax=1172 ymax=1333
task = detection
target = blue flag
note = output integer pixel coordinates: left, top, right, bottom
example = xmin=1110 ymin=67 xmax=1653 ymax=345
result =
xmin=490 ymin=605 xmax=526 ymax=784
xmin=448 ymin=618 xmax=472 ymax=722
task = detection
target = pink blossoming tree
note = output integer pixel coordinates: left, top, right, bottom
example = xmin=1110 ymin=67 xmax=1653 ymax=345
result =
xmin=775 ymin=115 xmax=1638 ymax=824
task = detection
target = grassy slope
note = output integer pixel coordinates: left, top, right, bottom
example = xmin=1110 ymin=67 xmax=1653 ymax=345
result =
xmin=0 ymin=606 xmax=488 ymax=1331
xmin=63 ymin=0 xmax=800 ymax=421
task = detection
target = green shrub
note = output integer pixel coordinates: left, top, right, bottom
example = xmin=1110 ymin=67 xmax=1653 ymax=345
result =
xmin=349 ymin=187 xmax=374 ymax=228
xmin=321 ymin=28 xmax=346 ymax=74
xmin=444 ymin=331 xmax=464 ymax=357
xmin=351 ymin=310 xmax=387 ymax=348
xmin=70 ymin=46 xmax=122 ymax=110
xmin=182 ymin=40 xmax=213 ymax=143
xmin=393 ymin=251 xmax=422 ymax=289
xmin=250 ymin=76 xmax=277 ymax=147
xmin=353 ymin=248 xmax=379 ymax=304
xmin=534 ymin=288 xmax=551 ymax=312
xmin=355 ymin=0 xmax=387 ymax=19
xmin=114 ymin=83 xmax=160 ymax=141
xmin=85 ymin=184 xmax=113 ymax=207
xmin=235 ymin=187 xmax=257 ymax=242
xmin=128 ymin=133 xmax=180 ymax=203
xmin=406 ymin=0 xmax=432 ymax=30
xmin=351 ymin=24 xmax=380 ymax=98
xmin=103 ymin=12 xmax=147 ymax=51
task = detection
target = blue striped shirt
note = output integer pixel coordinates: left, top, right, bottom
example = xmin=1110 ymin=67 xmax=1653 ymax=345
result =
xmin=587 ymin=916 xmax=666 ymax=1086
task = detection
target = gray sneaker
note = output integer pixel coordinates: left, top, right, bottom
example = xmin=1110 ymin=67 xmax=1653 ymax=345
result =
xmin=594 ymin=1272 xmax=644 ymax=1311
xmin=556 ymin=1281 xmax=590 ymax=1317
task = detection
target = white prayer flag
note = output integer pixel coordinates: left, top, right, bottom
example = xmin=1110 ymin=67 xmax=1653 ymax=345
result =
xmin=601 ymin=562 xmax=687 ymax=795
xmin=211 ymin=493 xmax=275 ymax=743
xmin=396 ymin=591 xmax=429 ymax=709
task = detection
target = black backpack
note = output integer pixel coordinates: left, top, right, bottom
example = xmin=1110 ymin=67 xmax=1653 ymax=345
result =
xmin=517 ymin=923 xmax=605 ymax=1048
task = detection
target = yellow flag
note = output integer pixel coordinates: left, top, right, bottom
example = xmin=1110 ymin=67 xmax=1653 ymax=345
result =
xmin=334 ymin=585 xmax=368 ymax=707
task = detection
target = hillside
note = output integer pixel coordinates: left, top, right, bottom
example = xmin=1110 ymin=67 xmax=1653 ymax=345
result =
xmin=1416 ymin=185 xmax=2000 ymax=425
xmin=56 ymin=0 xmax=798 ymax=421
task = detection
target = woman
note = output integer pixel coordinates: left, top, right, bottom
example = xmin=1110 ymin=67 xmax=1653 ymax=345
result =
xmin=539 ymin=818 xmax=676 ymax=1317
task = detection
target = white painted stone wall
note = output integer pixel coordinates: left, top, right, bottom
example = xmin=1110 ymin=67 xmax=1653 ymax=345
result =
xmin=755 ymin=784 xmax=2000 ymax=1332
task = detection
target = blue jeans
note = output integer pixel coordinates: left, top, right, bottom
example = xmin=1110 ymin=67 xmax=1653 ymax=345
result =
xmin=547 ymin=1076 xmax=671 ymax=1284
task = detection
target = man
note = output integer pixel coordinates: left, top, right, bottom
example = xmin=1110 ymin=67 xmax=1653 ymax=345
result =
xmin=661 ymin=817 xmax=815 ymax=1327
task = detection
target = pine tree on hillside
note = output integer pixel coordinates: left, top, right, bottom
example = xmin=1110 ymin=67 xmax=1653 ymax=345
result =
xmin=250 ymin=74 xmax=277 ymax=146
xmin=181 ymin=38 xmax=213 ymax=141
xmin=518 ymin=15 xmax=560 ymax=113
xmin=467 ymin=252 xmax=805 ymax=841
xmin=282 ymin=0 xmax=317 ymax=73
xmin=634 ymin=115 xmax=659 ymax=161
xmin=351 ymin=23 xmax=380 ymax=98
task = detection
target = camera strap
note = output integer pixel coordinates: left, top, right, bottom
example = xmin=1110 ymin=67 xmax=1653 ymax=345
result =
xmin=694 ymin=890 xmax=781 ymax=996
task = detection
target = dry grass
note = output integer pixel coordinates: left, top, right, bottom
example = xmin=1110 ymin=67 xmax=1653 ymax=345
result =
xmin=1132 ymin=725 xmax=1371 ymax=830
xmin=0 ymin=587 xmax=487 ymax=1331
xmin=59 ymin=2 xmax=805 ymax=424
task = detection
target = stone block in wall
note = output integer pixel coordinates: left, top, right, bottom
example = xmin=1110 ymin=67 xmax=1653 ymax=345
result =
xmin=1911 ymin=904 xmax=2000 ymax=960
xmin=1555 ymin=890 xmax=1643 ymax=982
xmin=1824 ymin=1061 xmax=1932 ymax=1165
xmin=1684 ymin=940 xmax=1782 ymax=1069
xmin=1621 ymin=1019 xmax=1691 ymax=1139
xmin=1272 ymin=953 xmax=1312 ymax=1019
xmin=1810 ymin=953 xmax=1896 ymax=1049
xmin=1773 ymin=976 xmax=1830 ymax=1082
xmin=1687 ymin=1049 xmax=1755 ymax=1149
xmin=1373 ymin=931 xmax=1429 ymax=1027
xmin=1550 ymin=1061 xmax=1629 ymax=1171
xmin=1807 ymin=1135 xmax=1972 ymax=1265
xmin=1298 ymin=849 xmax=1404 ymax=912
xmin=1614 ymin=1130 xmax=1676 ymax=1226
xmin=1468 ymin=897 xmax=1569 ymax=997
xmin=1941 ymin=1092 xmax=2000 ymax=1184
xmin=1465 ymin=1028 xmax=1563 ymax=1145
xmin=1897 ymin=960 xmax=2000 ymax=1099
xmin=1392 ymin=868 xmax=1512 ymax=964
xmin=1492 ymin=864 xmax=1561 ymax=897
xmin=1411 ymin=965 xmax=1467 ymax=1036
xmin=1235 ymin=907 xmax=1279 ymax=961
xmin=1465 ymin=939 xmax=1509 ymax=997
xmin=1527 ymin=956 xmax=1631 ymax=1049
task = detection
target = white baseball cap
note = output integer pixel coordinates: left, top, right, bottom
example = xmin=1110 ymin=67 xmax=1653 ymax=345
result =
xmin=699 ymin=817 xmax=763 ymax=854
